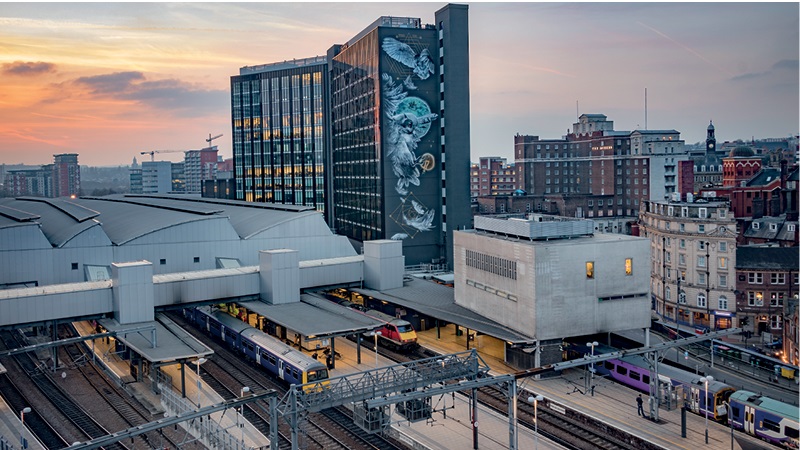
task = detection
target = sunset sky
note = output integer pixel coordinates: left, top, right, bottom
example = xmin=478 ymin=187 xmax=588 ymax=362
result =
xmin=1 ymin=2 xmax=797 ymax=167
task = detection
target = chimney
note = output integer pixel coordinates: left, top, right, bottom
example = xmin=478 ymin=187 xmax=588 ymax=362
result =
xmin=780 ymin=159 xmax=788 ymax=213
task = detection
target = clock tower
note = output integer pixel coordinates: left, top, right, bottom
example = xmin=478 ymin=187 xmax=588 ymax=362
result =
xmin=705 ymin=120 xmax=716 ymax=154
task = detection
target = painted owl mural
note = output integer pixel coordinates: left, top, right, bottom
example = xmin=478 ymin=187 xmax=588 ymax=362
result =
xmin=381 ymin=35 xmax=438 ymax=241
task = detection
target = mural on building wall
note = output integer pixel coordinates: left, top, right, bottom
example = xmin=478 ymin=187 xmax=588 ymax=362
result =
xmin=381 ymin=35 xmax=437 ymax=240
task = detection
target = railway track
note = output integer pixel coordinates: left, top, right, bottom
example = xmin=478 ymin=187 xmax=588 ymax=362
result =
xmin=61 ymin=326 xmax=199 ymax=450
xmin=0 ymin=373 xmax=69 ymax=449
xmin=0 ymin=330 xmax=129 ymax=450
xmin=169 ymin=311 xmax=408 ymax=450
xmin=379 ymin=342 xmax=655 ymax=450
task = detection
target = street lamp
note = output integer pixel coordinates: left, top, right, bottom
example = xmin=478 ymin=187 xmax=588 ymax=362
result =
xmin=20 ymin=407 xmax=31 ymax=449
xmin=528 ymin=395 xmax=544 ymax=450
xmin=586 ymin=341 xmax=599 ymax=395
xmin=369 ymin=331 xmax=382 ymax=368
xmin=239 ymin=386 xmax=250 ymax=447
xmin=725 ymin=400 xmax=734 ymax=450
xmin=700 ymin=375 xmax=714 ymax=445
xmin=195 ymin=357 xmax=207 ymax=408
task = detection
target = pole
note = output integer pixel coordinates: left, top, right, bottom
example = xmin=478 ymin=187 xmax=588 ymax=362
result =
xmin=372 ymin=331 xmax=381 ymax=368
xmin=701 ymin=375 xmax=713 ymax=444
xmin=528 ymin=395 xmax=543 ymax=450
xmin=239 ymin=387 xmax=250 ymax=449
xmin=195 ymin=357 xmax=206 ymax=408
xmin=662 ymin=237 xmax=667 ymax=320
xmin=20 ymin=407 xmax=30 ymax=449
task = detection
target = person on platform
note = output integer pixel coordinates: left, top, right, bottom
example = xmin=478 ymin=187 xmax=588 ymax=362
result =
xmin=637 ymin=394 xmax=645 ymax=416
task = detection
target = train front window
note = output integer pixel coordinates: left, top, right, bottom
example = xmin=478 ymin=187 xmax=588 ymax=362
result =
xmin=307 ymin=369 xmax=329 ymax=382
xmin=397 ymin=324 xmax=413 ymax=333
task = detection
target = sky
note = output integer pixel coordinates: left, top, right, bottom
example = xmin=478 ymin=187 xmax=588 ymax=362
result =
xmin=0 ymin=2 xmax=797 ymax=167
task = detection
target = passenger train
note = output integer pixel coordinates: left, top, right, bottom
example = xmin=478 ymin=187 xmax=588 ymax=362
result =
xmin=564 ymin=342 xmax=799 ymax=448
xmin=184 ymin=306 xmax=329 ymax=392
xmin=362 ymin=309 xmax=418 ymax=352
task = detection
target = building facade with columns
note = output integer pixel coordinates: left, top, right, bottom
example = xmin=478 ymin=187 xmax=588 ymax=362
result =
xmin=639 ymin=199 xmax=738 ymax=330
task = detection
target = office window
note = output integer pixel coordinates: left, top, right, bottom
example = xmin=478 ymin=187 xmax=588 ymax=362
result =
xmin=666 ymin=286 xmax=671 ymax=300
xmin=748 ymin=272 xmax=763 ymax=284
xmin=679 ymin=224 xmax=685 ymax=232
xmin=719 ymin=274 xmax=727 ymax=287
xmin=678 ymin=291 xmax=687 ymax=304
xmin=748 ymin=291 xmax=763 ymax=306
xmin=625 ymin=258 xmax=633 ymax=275
xmin=718 ymin=296 xmax=728 ymax=310
xmin=718 ymin=257 xmax=727 ymax=269
xmin=698 ymin=273 xmax=706 ymax=285
xmin=719 ymin=242 xmax=727 ymax=253
xmin=586 ymin=261 xmax=594 ymax=279
xmin=679 ymin=254 xmax=686 ymax=265
xmin=679 ymin=239 xmax=686 ymax=249
xmin=698 ymin=224 xmax=705 ymax=232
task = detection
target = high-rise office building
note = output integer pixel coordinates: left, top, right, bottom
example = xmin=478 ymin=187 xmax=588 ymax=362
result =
xmin=230 ymin=56 xmax=330 ymax=222
xmin=328 ymin=4 xmax=471 ymax=266
xmin=184 ymin=147 xmax=218 ymax=194
xmin=230 ymin=5 xmax=470 ymax=267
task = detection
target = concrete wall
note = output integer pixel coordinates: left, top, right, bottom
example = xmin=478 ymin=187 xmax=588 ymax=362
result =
xmin=363 ymin=240 xmax=404 ymax=291
xmin=455 ymin=231 xmax=651 ymax=341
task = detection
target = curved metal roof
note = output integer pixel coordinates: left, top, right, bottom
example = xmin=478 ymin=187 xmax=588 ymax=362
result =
xmin=0 ymin=195 xmax=325 ymax=248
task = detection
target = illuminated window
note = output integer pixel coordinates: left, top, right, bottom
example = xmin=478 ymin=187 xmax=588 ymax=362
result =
xmin=625 ymin=258 xmax=633 ymax=276
xmin=586 ymin=262 xmax=594 ymax=279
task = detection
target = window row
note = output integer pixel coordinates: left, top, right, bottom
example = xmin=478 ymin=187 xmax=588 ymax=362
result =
xmin=465 ymin=250 xmax=517 ymax=280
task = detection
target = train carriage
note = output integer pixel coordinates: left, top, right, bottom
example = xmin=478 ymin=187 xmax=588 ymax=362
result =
xmin=728 ymin=390 xmax=800 ymax=448
xmin=185 ymin=306 xmax=329 ymax=392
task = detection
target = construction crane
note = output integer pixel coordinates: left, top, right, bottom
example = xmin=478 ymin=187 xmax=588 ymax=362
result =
xmin=140 ymin=149 xmax=185 ymax=162
xmin=205 ymin=133 xmax=223 ymax=149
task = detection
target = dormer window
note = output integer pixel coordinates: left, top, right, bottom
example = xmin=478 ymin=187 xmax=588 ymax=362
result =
xmin=769 ymin=223 xmax=778 ymax=231
xmin=752 ymin=222 xmax=760 ymax=230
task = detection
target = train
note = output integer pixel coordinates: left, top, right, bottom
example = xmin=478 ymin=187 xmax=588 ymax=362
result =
xmin=564 ymin=342 xmax=799 ymax=448
xmin=183 ymin=306 xmax=330 ymax=392
xmin=362 ymin=309 xmax=418 ymax=352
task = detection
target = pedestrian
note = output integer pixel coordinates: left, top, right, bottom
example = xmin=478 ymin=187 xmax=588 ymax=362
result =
xmin=637 ymin=394 xmax=645 ymax=416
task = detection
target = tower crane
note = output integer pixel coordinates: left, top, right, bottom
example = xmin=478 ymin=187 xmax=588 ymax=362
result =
xmin=205 ymin=133 xmax=223 ymax=149
xmin=140 ymin=149 xmax=185 ymax=162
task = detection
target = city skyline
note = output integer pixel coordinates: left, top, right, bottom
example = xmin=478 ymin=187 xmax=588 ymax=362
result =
xmin=0 ymin=2 xmax=797 ymax=167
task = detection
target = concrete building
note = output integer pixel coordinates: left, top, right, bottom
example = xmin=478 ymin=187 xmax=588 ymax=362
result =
xmin=453 ymin=214 xmax=651 ymax=367
xmin=141 ymin=161 xmax=175 ymax=194
xmin=735 ymin=246 xmax=799 ymax=343
xmin=639 ymin=199 xmax=738 ymax=330
xmin=184 ymin=147 xmax=218 ymax=194
xmin=328 ymin=4 xmax=472 ymax=267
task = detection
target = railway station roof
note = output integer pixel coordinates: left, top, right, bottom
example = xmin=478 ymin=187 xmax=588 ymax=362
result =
xmin=97 ymin=313 xmax=213 ymax=363
xmin=238 ymin=295 xmax=383 ymax=339
xmin=353 ymin=278 xmax=536 ymax=345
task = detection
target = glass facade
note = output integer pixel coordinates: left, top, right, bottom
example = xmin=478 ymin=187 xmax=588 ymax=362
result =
xmin=331 ymin=30 xmax=381 ymax=241
xmin=231 ymin=59 xmax=328 ymax=217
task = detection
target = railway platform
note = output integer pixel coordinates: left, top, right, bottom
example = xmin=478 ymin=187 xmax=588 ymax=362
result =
xmin=415 ymin=324 xmax=774 ymax=450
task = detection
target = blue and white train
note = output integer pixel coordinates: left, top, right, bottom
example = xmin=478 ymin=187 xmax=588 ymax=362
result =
xmin=184 ymin=306 xmax=329 ymax=392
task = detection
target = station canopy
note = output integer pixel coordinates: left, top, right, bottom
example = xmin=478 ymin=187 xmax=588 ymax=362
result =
xmin=238 ymin=294 xmax=383 ymax=340
xmin=354 ymin=278 xmax=536 ymax=346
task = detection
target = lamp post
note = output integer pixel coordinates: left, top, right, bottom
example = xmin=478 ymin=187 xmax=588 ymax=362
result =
xmin=700 ymin=375 xmax=713 ymax=444
xmin=195 ymin=357 xmax=207 ymax=408
xmin=705 ymin=241 xmax=712 ymax=332
xmin=239 ymin=386 xmax=250 ymax=448
xmin=369 ymin=331 xmax=382 ymax=368
xmin=662 ymin=236 xmax=667 ymax=320
xmin=586 ymin=341 xmax=599 ymax=395
xmin=528 ymin=395 xmax=544 ymax=450
xmin=20 ymin=407 xmax=31 ymax=449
